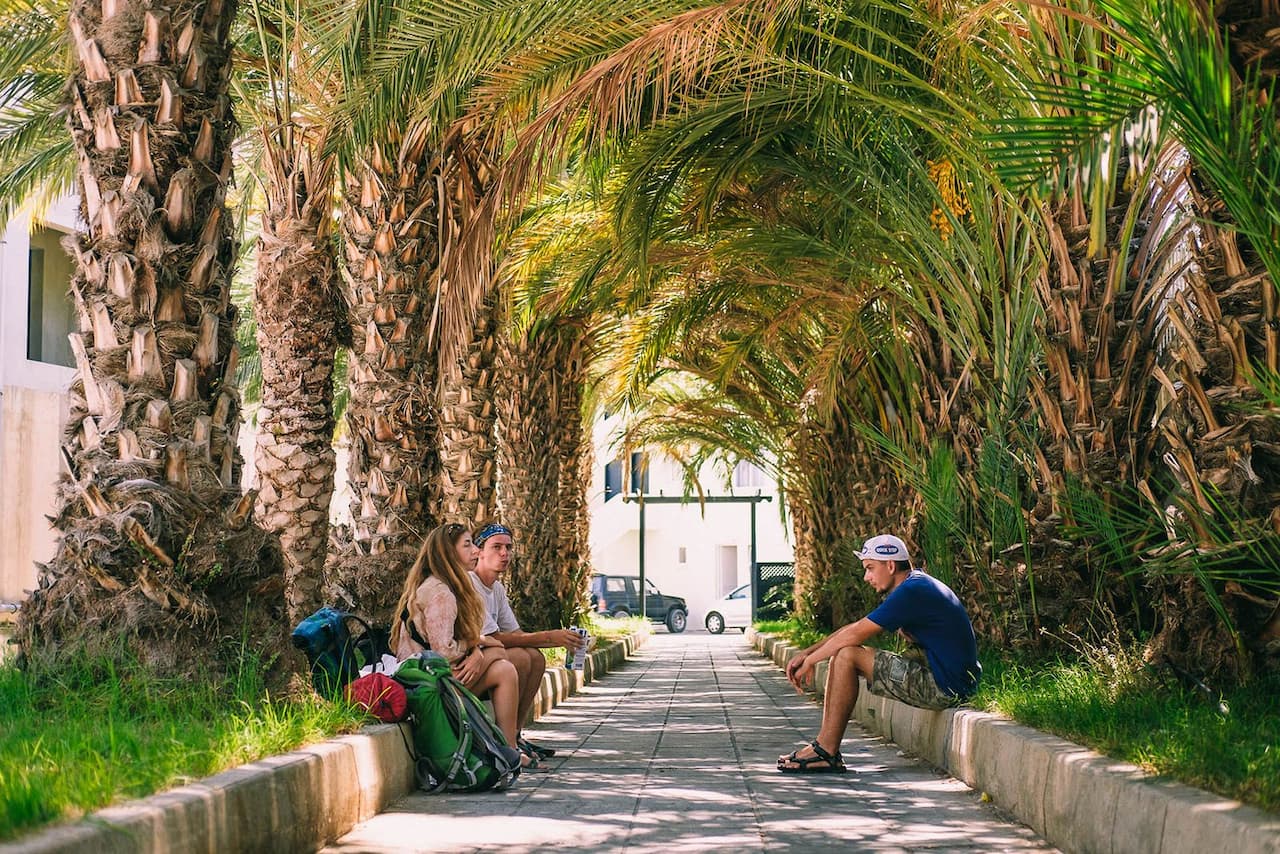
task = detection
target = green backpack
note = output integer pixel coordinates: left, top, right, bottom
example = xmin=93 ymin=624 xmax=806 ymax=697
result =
xmin=394 ymin=654 xmax=522 ymax=793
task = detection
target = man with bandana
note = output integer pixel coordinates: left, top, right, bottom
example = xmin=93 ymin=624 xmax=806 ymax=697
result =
xmin=470 ymin=523 xmax=588 ymax=766
xmin=776 ymin=534 xmax=981 ymax=775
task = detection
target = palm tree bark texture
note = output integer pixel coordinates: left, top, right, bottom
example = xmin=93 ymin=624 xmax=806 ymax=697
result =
xmin=438 ymin=288 xmax=499 ymax=530
xmin=18 ymin=0 xmax=286 ymax=672
xmin=496 ymin=325 xmax=589 ymax=629
xmin=252 ymin=131 xmax=339 ymax=626
xmin=786 ymin=403 xmax=908 ymax=629
xmin=437 ymin=139 xmax=501 ymax=531
xmin=553 ymin=331 xmax=594 ymax=625
xmin=327 ymin=120 xmax=442 ymax=622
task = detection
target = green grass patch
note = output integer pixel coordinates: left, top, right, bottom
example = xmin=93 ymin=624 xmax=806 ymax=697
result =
xmin=752 ymin=618 xmax=827 ymax=650
xmin=0 ymin=652 xmax=368 ymax=843
xmin=972 ymin=648 xmax=1280 ymax=812
xmin=753 ymin=621 xmax=1280 ymax=812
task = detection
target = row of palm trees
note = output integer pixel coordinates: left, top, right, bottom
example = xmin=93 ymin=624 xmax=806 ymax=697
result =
xmin=2 ymin=0 xmax=1276 ymax=681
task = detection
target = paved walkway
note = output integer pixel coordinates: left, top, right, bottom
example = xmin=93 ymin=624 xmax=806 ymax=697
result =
xmin=326 ymin=633 xmax=1055 ymax=853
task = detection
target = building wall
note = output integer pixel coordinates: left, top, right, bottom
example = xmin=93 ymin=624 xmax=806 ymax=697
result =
xmin=587 ymin=414 xmax=794 ymax=630
xmin=0 ymin=200 xmax=79 ymax=606
xmin=0 ymin=387 xmax=68 ymax=602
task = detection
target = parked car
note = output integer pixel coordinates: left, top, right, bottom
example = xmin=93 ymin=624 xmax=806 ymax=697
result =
xmin=704 ymin=577 xmax=794 ymax=634
xmin=589 ymin=574 xmax=688 ymax=633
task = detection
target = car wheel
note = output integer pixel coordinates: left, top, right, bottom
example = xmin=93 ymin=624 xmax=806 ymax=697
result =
xmin=705 ymin=612 xmax=725 ymax=634
xmin=666 ymin=608 xmax=688 ymax=634
xmin=611 ymin=608 xmax=631 ymax=619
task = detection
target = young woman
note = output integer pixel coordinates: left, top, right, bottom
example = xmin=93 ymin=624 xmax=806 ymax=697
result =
xmin=391 ymin=523 xmax=525 ymax=759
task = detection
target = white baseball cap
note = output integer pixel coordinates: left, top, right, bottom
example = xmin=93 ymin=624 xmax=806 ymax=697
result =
xmin=858 ymin=534 xmax=912 ymax=565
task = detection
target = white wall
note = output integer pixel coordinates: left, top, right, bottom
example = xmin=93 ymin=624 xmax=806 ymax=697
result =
xmin=587 ymin=413 xmax=794 ymax=630
xmin=0 ymin=198 xmax=79 ymax=604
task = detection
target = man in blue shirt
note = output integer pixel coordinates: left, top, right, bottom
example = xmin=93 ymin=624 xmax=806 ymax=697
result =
xmin=778 ymin=534 xmax=980 ymax=774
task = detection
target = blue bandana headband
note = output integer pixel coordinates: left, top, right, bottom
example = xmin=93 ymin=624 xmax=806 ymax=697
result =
xmin=473 ymin=524 xmax=513 ymax=547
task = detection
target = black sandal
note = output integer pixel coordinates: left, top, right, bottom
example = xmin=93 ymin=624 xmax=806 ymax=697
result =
xmin=777 ymin=741 xmax=846 ymax=774
xmin=518 ymin=737 xmax=556 ymax=759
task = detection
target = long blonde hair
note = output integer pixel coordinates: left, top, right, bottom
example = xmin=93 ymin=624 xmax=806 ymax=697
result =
xmin=390 ymin=523 xmax=484 ymax=651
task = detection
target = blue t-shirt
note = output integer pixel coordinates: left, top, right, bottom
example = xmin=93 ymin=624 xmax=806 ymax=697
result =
xmin=867 ymin=571 xmax=980 ymax=699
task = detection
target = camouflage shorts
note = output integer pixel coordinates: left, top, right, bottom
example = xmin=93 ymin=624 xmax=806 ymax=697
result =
xmin=869 ymin=649 xmax=959 ymax=710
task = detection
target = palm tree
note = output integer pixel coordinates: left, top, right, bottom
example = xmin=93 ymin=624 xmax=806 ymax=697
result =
xmin=318 ymin=0 xmax=692 ymax=617
xmin=324 ymin=118 xmax=445 ymax=620
xmin=489 ymin=185 xmax=609 ymax=627
xmin=978 ymin=0 xmax=1280 ymax=677
xmin=0 ymin=0 xmax=74 ymax=221
xmin=469 ymin=0 xmax=969 ymax=630
xmin=240 ymin=0 xmax=342 ymax=626
xmin=436 ymin=139 xmax=501 ymax=531
xmin=17 ymin=0 xmax=285 ymax=671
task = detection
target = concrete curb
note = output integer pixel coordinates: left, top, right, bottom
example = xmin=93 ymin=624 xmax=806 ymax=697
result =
xmin=746 ymin=629 xmax=1280 ymax=854
xmin=4 ymin=630 xmax=649 ymax=854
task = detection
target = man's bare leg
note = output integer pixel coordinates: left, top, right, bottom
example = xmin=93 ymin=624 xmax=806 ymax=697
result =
xmin=504 ymin=647 xmax=547 ymax=731
xmin=780 ymin=645 xmax=875 ymax=767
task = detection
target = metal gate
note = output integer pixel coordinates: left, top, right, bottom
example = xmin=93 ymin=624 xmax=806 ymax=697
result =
xmin=752 ymin=561 xmax=795 ymax=618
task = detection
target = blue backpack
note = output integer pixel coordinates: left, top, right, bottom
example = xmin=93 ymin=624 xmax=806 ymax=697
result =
xmin=291 ymin=607 xmax=390 ymax=698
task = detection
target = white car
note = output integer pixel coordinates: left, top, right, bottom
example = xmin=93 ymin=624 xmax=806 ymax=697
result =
xmin=704 ymin=583 xmax=753 ymax=634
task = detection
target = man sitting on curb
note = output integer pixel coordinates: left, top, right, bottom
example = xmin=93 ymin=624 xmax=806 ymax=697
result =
xmin=777 ymin=534 xmax=980 ymax=774
xmin=469 ymin=523 xmax=588 ymax=767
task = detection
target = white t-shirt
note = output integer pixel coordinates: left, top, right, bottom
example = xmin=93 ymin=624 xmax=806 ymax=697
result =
xmin=470 ymin=573 xmax=521 ymax=635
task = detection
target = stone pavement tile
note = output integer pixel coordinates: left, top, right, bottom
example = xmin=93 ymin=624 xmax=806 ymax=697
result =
xmin=326 ymin=634 xmax=1057 ymax=854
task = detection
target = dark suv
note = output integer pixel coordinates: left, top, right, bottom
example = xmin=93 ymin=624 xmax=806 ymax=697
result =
xmin=589 ymin=574 xmax=688 ymax=633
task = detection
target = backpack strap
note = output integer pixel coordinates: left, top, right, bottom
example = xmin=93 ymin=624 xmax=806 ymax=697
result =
xmin=401 ymin=608 xmax=431 ymax=651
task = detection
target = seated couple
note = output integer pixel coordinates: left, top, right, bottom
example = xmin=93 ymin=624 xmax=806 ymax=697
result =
xmin=390 ymin=522 xmax=587 ymax=771
xmin=777 ymin=534 xmax=981 ymax=775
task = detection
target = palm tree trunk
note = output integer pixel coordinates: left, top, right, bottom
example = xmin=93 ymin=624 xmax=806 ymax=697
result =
xmin=553 ymin=334 xmax=594 ymax=625
xmin=1142 ymin=181 xmax=1280 ymax=679
xmin=252 ymin=137 xmax=338 ymax=626
xmin=18 ymin=0 xmax=284 ymax=672
xmin=438 ymin=290 xmax=499 ymax=529
xmin=786 ymin=403 xmax=892 ymax=628
xmin=327 ymin=120 xmax=441 ymax=621
xmin=495 ymin=326 xmax=565 ymax=629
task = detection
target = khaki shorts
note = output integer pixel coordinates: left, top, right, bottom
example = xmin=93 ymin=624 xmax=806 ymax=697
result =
xmin=869 ymin=649 xmax=960 ymax=710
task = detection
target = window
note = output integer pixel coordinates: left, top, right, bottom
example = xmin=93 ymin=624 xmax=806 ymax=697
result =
xmin=678 ymin=547 xmax=687 ymax=564
xmin=729 ymin=585 xmax=748 ymax=600
xmin=629 ymin=451 xmax=650 ymax=494
xmin=605 ymin=577 xmax=627 ymax=594
xmin=26 ymin=226 xmax=76 ymax=368
xmin=604 ymin=458 xmax=623 ymax=501
xmin=733 ymin=460 xmax=764 ymax=489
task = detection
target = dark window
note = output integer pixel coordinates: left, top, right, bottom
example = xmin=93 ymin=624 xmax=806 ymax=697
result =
xmin=630 ymin=451 xmax=649 ymax=494
xmin=604 ymin=458 xmax=623 ymax=501
xmin=26 ymin=226 xmax=76 ymax=368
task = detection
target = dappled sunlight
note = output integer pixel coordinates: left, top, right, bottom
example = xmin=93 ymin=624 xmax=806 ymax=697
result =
xmin=326 ymin=634 xmax=1051 ymax=853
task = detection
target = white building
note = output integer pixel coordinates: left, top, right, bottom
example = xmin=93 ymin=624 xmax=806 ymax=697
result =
xmin=587 ymin=413 xmax=793 ymax=631
xmin=0 ymin=197 xmax=78 ymax=607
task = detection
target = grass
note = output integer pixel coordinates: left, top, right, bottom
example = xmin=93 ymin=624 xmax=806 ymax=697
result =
xmin=1 ymin=613 xmax=652 ymax=842
xmin=754 ymin=619 xmax=1280 ymax=812
xmin=538 ymin=612 xmax=651 ymax=667
xmin=0 ymin=651 xmax=368 ymax=843
xmin=753 ymin=618 xmax=825 ymax=649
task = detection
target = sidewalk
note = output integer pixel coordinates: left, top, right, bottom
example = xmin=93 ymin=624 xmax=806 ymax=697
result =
xmin=327 ymin=633 xmax=1054 ymax=853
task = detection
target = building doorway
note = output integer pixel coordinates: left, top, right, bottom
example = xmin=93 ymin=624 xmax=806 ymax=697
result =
xmin=718 ymin=545 xmax=739 ymax=596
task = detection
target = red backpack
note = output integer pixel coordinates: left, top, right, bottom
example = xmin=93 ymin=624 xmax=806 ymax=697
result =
xmin=345 ymin=672 xmax=409 ymax=722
